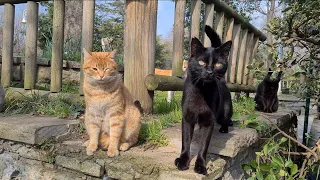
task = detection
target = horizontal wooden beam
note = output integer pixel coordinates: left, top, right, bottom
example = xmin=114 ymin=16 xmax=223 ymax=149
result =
xmin=0 ymin=0 xmax=44 ymax=5
xmin=145 ymin=74 xmax=257 ymax=93
xmin=201 ymin=0 xmax=267 ymax=41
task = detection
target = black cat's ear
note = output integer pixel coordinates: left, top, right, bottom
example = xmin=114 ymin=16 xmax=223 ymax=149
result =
xmin=190 ymin=37 xmax=204 ymax=57
xmin=268 ymin=68 xmax=273 ymax=75
xmin=205 ymin=25 xmax=222 ymax=48
xmin=216 ymin=41 xmax=232 ymax=60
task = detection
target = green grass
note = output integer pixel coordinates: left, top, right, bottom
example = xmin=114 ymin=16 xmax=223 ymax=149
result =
xmin=232 ymin=94 xmax=270 ymax=133
xmin=3 ymin=89 xmax=84 ymax=118
xmin=138 ymin=91 xmax=183 ymax=146
xmin=61 ymin=82 xmax=79 ymax=94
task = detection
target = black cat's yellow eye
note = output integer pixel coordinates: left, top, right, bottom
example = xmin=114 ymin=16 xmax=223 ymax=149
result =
xmin=92 ymin=68 xmax=98 ymax=71
xmin=199 ymin=61 xmax=206 ymax=66
xmin=215 ymin=63 xmax=222 ymax=68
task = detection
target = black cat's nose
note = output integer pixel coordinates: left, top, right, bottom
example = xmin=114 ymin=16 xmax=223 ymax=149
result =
xmin=207 ymin=70 xmax=213 ymax=74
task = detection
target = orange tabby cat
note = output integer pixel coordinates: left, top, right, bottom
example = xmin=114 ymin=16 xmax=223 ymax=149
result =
xmin=82 ymin=48 xmax=141 ymax=157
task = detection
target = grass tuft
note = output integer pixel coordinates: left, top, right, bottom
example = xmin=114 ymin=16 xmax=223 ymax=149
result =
xmin=4 ymin=89 xmax=84 ymax=118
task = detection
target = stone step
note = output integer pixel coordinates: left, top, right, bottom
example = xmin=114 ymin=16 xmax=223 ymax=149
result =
xmin=0 ymin=115 xmax=79 ymax=144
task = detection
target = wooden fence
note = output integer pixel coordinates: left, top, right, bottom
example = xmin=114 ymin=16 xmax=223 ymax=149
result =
xmin=0 ymin=0 xmax=266 ymax=114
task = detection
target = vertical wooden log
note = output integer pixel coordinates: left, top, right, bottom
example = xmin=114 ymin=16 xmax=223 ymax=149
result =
xmin=1 ymin=4 xmax=14 ymax=87
xmin=80 ymin=0 xmax=95 ymax=95
xmin=243 ymin=33 xmax=254 ymax=85
xmin=190 ymin=0 xmax=201 ymax=39
xmin=124 ymin=0 xmax=158 ymax=114
xmin=172 ymin=0 xmax=186 ymax=77
xmin=224 ymin=18 xmax=234 ymax=42
xmin=51 ymin=0 xmax=65 ymax=93
xmin=203 ymin=3 xmax=214 ymax=47
xmin=214 ymin=11 xmax=225 ymax=40
xmin=248 ymin=36 xmax=259 ymax=85
xmin=228 ymin=24 xmax=241 ymax=83
xmin=24 ymin=1 xmax=38 ymax=90
xmin=236 ymin=28 xmax=248 ymax=84
xmin=224 ymin=18 xmax=234 ymax=81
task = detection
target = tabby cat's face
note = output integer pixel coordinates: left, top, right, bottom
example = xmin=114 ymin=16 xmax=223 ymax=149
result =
xmin=83 ymin=48 xmax=118 ymax=84
xmin=189 ymin=38 xmax=232 ymax=84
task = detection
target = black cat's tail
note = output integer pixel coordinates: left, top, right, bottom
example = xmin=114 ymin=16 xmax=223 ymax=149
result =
xmin=204 ymin=25 xmax=222 ymax=48
xmin=134 ymin=100 xmax=144 ymax=115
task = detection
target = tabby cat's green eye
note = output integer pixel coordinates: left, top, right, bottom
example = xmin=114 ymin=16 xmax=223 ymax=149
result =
xmin=199 ymin=61 xmax=205 ymax=66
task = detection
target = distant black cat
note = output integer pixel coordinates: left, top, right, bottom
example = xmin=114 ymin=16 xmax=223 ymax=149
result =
xmin=174 ymin=25 xmax=233 ymax=175
xmin=254 ymin=68 xmax=282 ymax=113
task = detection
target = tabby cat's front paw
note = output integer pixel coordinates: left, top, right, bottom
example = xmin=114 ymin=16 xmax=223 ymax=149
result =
xmin=194 ymin=164 xmax=208 ymax=175
xmin=86 ymin=143 xmax=98 ymax=156
xmin=107 ymin=148 xmax=120 ymax=157
xmin=174 ymin=158 xmax=189 ymax=171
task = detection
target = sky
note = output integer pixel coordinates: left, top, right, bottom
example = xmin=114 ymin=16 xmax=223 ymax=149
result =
xmin=6 ymin=0 xmax=265 ymax=38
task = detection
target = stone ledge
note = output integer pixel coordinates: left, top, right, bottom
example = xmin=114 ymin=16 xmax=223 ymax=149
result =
xmin=0 ymin=115 xmax=79 ymax=145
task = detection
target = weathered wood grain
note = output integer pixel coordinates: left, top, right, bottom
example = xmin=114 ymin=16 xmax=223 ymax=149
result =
xmin=24 ymin=1 xmax=38 ymax=90
xmin=124 ymin=0 xmax=158 ymax=114
xmin=51 ymin=0 xmax=65 ymax=92
xmin=1 ymin=3 xmax=14 ymax=87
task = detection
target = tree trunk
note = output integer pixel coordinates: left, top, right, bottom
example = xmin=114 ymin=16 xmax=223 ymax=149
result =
xmin=266 ymin=0 xmax=275 ymax=68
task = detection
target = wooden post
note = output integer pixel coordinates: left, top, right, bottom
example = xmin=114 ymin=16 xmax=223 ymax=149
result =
xmin=24 ymin=1 xmax=38 ymax=90
xmin=124 ymin=0 xmax=158 ymax=114
xmin=228 ymin=24 xmax=241 ymax=83
xmin=224 ymin=18 xmax=234 ymax=42
xmin=51 ymin=0 xmax=65 ymax=93
xmin=236 ymin=28 xmax=248 ymax=84
xmin=1 ymin=3 xmax=14 ymax=87
xmin=224 ymin=18 xmax=234 ymax=81
xmin=243 ymin=33 xmax=254 ymax=85
xmin=80 ymin=0 xmax=95 ymax=95
xmin=172 ymin=0 xmax=186 ymax=77
xmin=190 ymin=0 xmax=201 ymax=39
xmin=203 ymin=3 xmax=214 ymax=47
xmin=248 ymin=36 xmax=259 ymax=85
xmin=214 ymin=11 xmax=225 ymax=40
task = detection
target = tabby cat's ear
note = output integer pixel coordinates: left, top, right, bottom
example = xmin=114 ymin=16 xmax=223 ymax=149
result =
xmin=217 ymin=41 xmax=232 ymax=60
xmin=190 ymin=38 xmax=204 ymax=57
xmin=83 ymin=48 xmax=92 ymax=60
xmin=109 ymin=49 xmax=117 ymax=60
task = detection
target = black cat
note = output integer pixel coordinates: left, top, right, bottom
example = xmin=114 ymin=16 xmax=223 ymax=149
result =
xmin=254 ymin=68 xmax=282 ymax=113
xmin=174 ymin=25 xmax=233 ymax=175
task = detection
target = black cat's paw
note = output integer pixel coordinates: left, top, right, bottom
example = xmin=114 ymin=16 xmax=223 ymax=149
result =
xmin=194 ymin=164 xmax=208 ymax=175
xmin=175 ymin=158 xmax=189 ymax=171
xmin=219 ymin=127 xmax=228 ymax=133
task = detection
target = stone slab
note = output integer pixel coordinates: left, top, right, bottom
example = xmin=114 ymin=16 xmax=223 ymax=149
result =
xmin=0 ymin=115 xmax=78 ymax=144
xmin=55 ymin=155 xmax=104 ymax=177
xmin=164 ymin=108 xmax=297 ymax=158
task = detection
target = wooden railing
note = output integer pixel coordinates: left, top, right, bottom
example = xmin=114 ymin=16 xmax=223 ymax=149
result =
xmin=143 ymin=0 xmax=267 ymax=112
xmin=0 ymin=0 xmax=266 ymax=114
xmin=0 ymin=0 xmax=95 ymax=95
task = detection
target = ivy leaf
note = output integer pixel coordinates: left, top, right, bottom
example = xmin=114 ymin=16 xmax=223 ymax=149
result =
xmin=291 ymin=164 xmax=298 ymax=175
xmin=280 ymin=137 xmax=287 ymax=143
xmin=265 ymin=173 xmax=277 ymax=180
xmin=285 ymin=160 xmax=293 ymax=168
xmin=260 ymin=164 xmax=271 ymax=172
xmin=256 ymin=171 xmax=263 ymax=180
xmin=247 ymin=177 xmax=255 ymax=180
xmin=279 ymin=169 xmax=287 ymax=177
xmin=263 ymin=145 xmax=268 ymax=155
xmin=250 ymin=160 xmax=258 ymax=169
xmin=242 ymin=164 xmax=253 ymax=171
xmin=272 ymin=155 xmax=284 ymax=167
